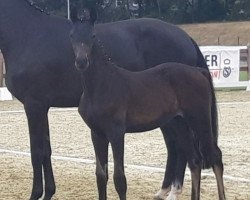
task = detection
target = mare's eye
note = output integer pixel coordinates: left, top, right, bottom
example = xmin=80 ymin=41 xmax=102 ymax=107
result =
xmin=92 ymin=34 xmax=96 ymax=39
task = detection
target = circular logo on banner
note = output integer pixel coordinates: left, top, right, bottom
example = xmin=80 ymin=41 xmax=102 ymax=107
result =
xmin=223 ymin=67 xmax=231 ymax=78
xmin=223 ymin=58 xmax=231 ymax=78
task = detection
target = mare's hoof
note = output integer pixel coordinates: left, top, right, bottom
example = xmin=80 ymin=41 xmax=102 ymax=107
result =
xmin=43 ymin=196 xmax=52 ymax=200
xmin=165 ymin=185 xmax=182 ymax=200
xmin=154 ymin=188 xmax=170 ymax=200
xmin=29 ymin=192 xmax=43 ymax=200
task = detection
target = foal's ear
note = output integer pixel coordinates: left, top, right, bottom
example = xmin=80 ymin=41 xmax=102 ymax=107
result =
xmin=83 ymin=8 xmax=97 ymax=24
xmin=70 ymin=7 xmax=78 ymax=23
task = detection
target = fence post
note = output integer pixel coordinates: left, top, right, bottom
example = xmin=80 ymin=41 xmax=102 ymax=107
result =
xmin=247 ymin=44 xmax=250 ymax=81
xmin=0 ymin=50 xmax=3 ymax=87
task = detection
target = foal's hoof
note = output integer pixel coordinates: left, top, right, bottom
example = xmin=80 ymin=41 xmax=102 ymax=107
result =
xmin=154 ymin=188 xmax=170 ymax=200
xmin=153 ymin=196 xmax=165 ymax=200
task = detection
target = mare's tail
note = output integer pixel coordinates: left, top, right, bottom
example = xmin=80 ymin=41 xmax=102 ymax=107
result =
xmin=191 ymin=37 xmax=219 ymax=168
xmin=190 ymin=37 xmax=208 ymax=69
xmin=191 ymin=37 xmax=219 ymax=144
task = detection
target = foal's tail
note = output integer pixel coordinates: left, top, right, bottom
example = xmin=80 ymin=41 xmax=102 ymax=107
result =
xmin=201 ymin=70 xmax=218 ymax=144
xmin=191 ymin=37 xmax=219 ymax=144
xmin=199 ymin=69 xmax=219 ymax=169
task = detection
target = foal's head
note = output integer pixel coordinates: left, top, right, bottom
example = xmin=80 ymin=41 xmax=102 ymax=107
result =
xmin=70 ymin=8 xmax=97 ymax=71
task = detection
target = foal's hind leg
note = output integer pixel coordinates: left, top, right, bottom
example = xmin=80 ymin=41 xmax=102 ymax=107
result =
xmin=91 ymin=130 xmax=109 ymax=200
xmin=190 ymin=167 xmax=201 ymax=200
xmin=24 ymin=100 xmax=55 ymax=200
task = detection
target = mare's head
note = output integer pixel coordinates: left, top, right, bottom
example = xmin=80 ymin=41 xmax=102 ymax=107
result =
xmin=70 ymin=8 xmax=97 ymax=71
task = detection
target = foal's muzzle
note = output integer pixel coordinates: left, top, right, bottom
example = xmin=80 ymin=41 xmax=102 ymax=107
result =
xmin=75 ymin=57 xmax=90 ymax=71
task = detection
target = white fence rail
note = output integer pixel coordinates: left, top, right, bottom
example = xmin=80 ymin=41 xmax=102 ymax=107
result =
xmin=214 ymin=81 xmax=250 ymax=90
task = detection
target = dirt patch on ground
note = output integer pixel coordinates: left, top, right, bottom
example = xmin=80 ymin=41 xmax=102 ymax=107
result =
xmin=0 ymin=91 xmax=250 ymax=200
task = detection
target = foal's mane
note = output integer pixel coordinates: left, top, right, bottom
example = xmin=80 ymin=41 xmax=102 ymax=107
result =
xmin=94 ymin=39 xmax=112 ymax=61
xmin=93 ymin=38 xmax=119 ymax=68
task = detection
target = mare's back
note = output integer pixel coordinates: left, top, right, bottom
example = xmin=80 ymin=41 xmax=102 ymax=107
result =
xmin=95 ymin=18 xmax=197 ymax=71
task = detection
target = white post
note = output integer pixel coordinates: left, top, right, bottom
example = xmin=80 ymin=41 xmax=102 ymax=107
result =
xmin=0 ymin=51 xmax=3 ymax=87
xmin=67 ymin=0 xmax=70 ymax=19
xmin=247 ymin=43 xmax=250 ymax=91
xmin=247 ymin=43 xmax=250 ymax=80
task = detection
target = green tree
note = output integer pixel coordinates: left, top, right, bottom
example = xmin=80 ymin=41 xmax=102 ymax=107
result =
xmin=30 ymin=0 xmax=250 ymax=23
xmin=32 ymin=0 xmax=67 ymax=17
xmin=228 ymin=0 xmax=250 ymax=20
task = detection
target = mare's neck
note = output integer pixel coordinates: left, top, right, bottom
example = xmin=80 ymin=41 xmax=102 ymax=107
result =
xmin=81 ymin=40 xmax=125 ymax=95
xmin=0 ymin=0 xmax=47 ymax=51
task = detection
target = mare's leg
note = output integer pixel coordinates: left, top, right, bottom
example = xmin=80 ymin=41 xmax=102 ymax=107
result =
xmin=212 ymin=146 xmax=226 ymax=200
xmin=43 ymin=129 xmax=55 ymax=200
xmin=166 ymin=150 xmax=186 ymax=200
xmin=91 ymin=131 xmax=109 ymax=200
xmin=169 ymin=116 xmax=202 ymax=200
xmin=108 ymin=129 xmax=126 ymax=200
xmin=154 ymin=125 xmax=187 ymax=200
xmin=24 ymin=99 xmax=55 ymax=200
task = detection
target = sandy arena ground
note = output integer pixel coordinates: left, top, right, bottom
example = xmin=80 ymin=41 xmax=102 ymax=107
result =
xmin=0 ymin=90 xmax=250 ymax=200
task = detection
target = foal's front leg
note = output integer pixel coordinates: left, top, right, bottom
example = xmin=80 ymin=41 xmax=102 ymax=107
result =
xmin=91 ymin=130 xmax=109 ymax=200
xmin=108 ymin=131 xmax=127 ymax=200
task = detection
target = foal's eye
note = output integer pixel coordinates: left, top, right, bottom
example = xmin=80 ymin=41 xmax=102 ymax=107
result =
xmin=92 ymin=34 xmax=96 ymax=39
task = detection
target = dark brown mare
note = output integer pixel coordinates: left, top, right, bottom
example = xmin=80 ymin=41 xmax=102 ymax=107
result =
xmin=70 ymin=9 xmax=226 ymax=200
xmin=1 ymin=0 xmax=217 ymax=199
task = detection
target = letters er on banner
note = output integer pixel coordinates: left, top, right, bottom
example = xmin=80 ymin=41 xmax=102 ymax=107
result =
xmin=200 ymin=46 xmax=241 ymax=83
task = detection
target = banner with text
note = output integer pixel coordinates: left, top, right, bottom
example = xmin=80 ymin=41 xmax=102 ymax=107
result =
xmin=200 ymin=46 xmax=242 ymax=83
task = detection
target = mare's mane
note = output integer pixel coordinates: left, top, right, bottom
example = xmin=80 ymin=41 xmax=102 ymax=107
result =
xmin=24 ymin=0 xmax=51 ymax=15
